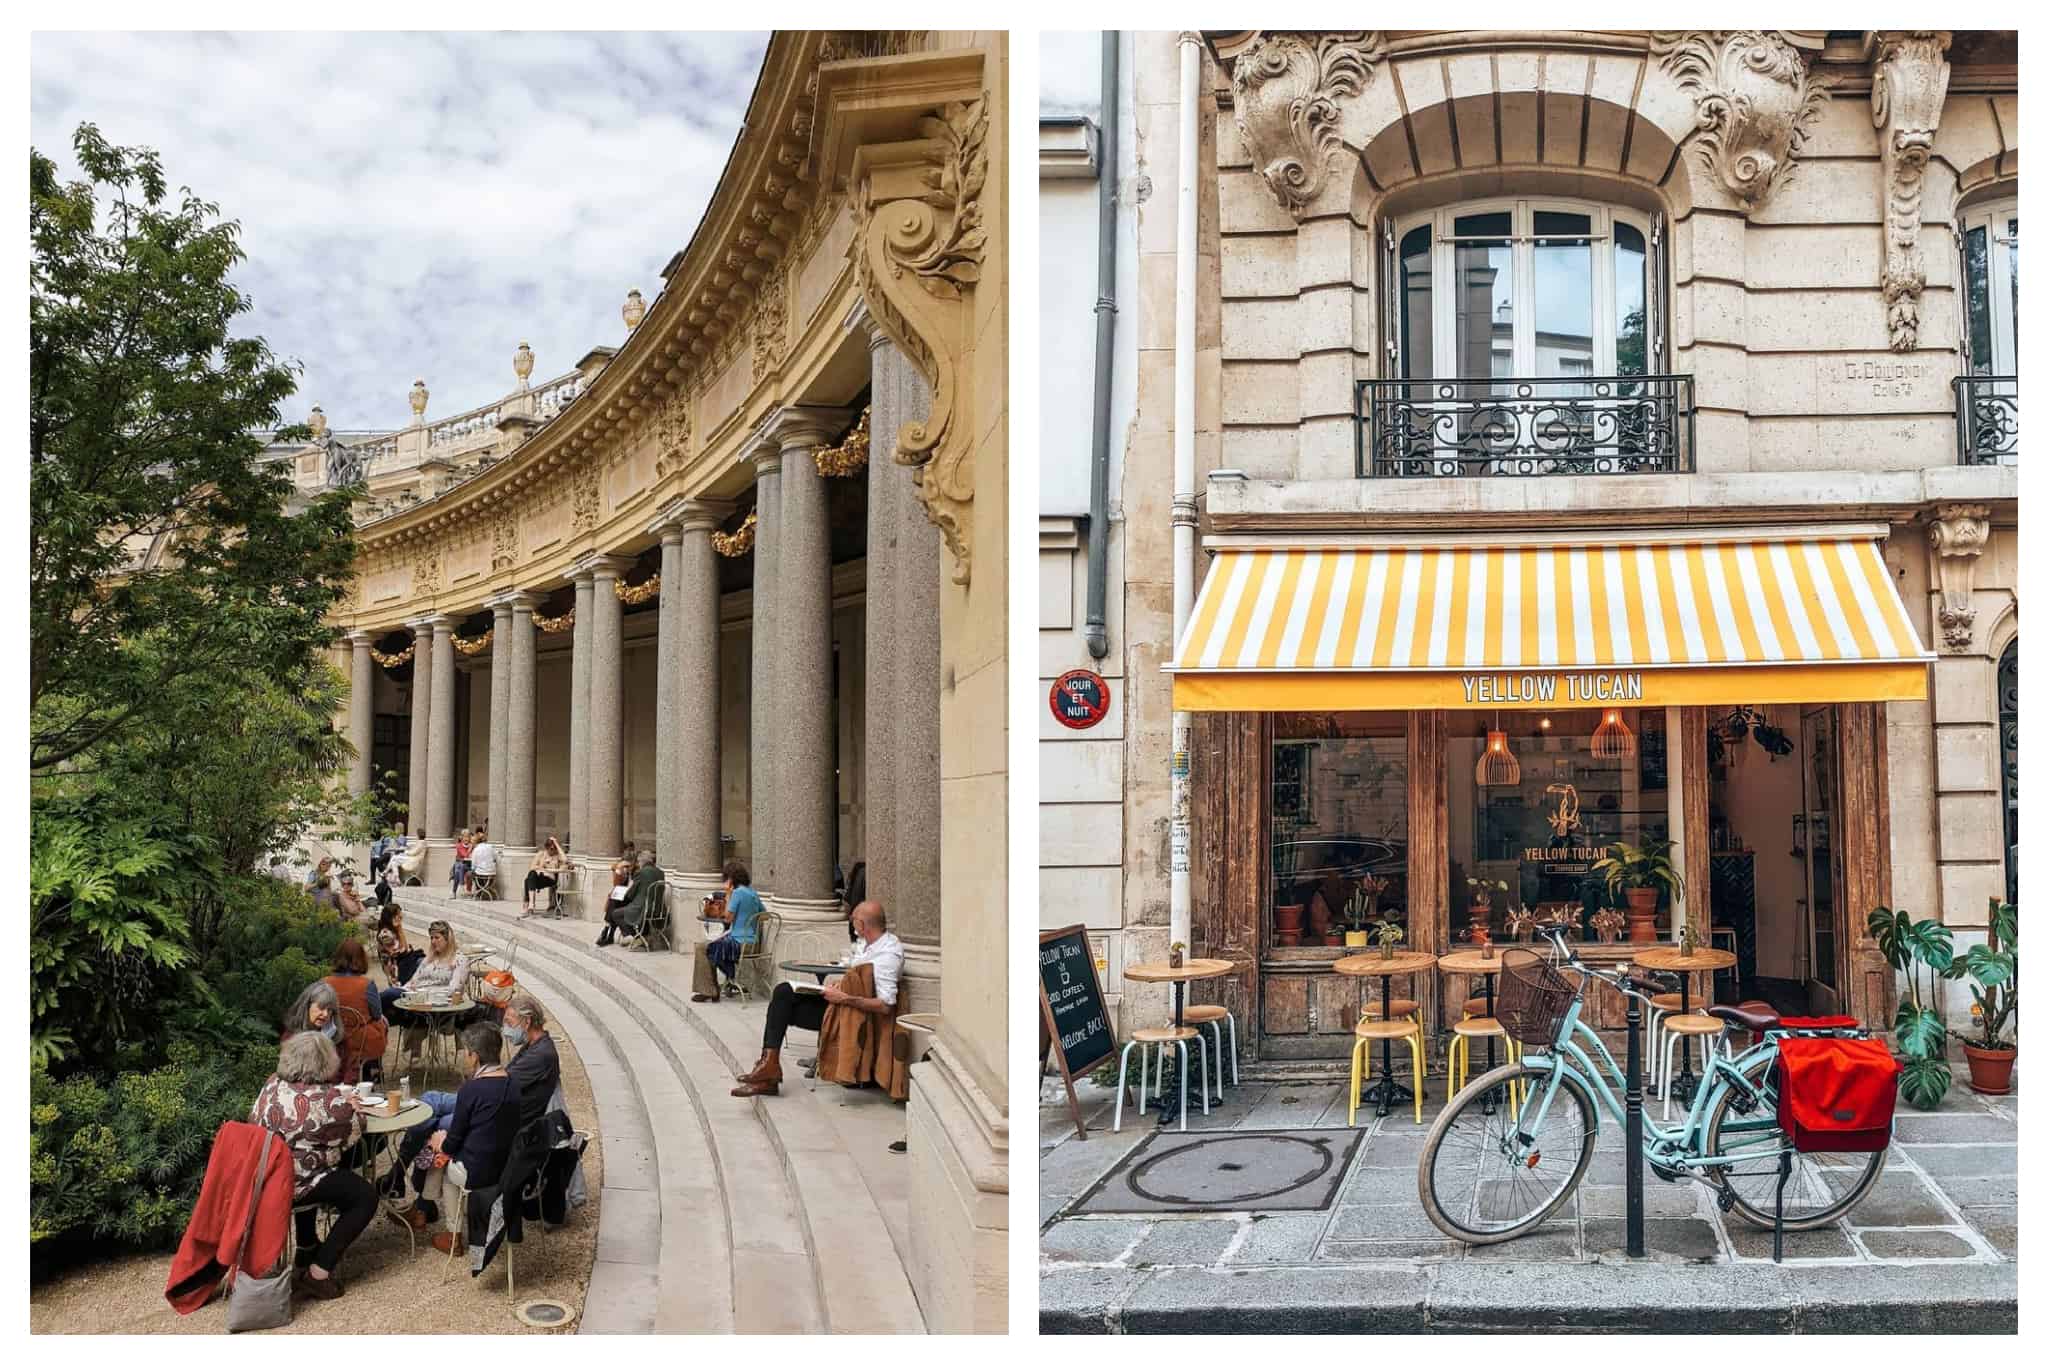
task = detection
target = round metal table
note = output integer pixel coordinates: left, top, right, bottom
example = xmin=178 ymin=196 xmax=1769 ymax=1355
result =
xmin=354 ymin=1094 xmax=432 ymax=1256
xmin=389 ymin=995 xmax=485 ymax=1088
xmin=779 ymin=959 xmax=843 ymax=985
xmin=1334 ymin=951 xmax=1439 ymax=1118
xmin=1633 ymin=945 xmax=1738 ymax=1103
xmin=1123 ymin=959 xmax=1234 ymax=1126
xmin=1437 ymin=949 xmax=1512 ymax=1111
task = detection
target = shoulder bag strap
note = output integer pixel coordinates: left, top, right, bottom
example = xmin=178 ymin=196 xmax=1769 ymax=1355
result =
xmin=223 ymin=1129 xmax=278 ymax=1291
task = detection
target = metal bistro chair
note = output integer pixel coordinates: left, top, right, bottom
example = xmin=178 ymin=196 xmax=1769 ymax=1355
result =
xmin=1113 ymin=1026 xmax=1211 ymax=1132
xmin=628 ymin=883 xmax=672 ymax=953
xmin=730 ymin=910 xmax=782 ymax=1002
xmin=469 ymin=867 xmax=499 ymax=901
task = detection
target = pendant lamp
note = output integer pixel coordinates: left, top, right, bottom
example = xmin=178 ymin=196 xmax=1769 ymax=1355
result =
xmin=1474 ymin=716 xmax=1521 ymax=787
xmin=1590 ymin=707 xmax=1637 ymax=759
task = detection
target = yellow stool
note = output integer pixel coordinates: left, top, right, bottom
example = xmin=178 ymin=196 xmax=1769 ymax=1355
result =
xmin=1461 ymin=996 xmax=1492 ymax=1018
xmin=1448 ymin=1016 xmax=1522 ymax=1117
xmin=1361 ymin=997 xmax=1420 ymax=1020
xmin=1348 ymin=1014 xmax=1426 ymax=1127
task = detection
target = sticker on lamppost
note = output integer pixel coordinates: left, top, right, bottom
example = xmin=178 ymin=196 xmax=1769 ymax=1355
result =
xmin=1050 ymin=669 xmax=1112 ymax=729
xmin=1169 ymin=742 xmax=1191 ymax=872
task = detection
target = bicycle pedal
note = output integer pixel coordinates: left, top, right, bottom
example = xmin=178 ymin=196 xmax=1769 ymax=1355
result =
xmin=1716 ymin=1186 xmax=1738 ymax=1212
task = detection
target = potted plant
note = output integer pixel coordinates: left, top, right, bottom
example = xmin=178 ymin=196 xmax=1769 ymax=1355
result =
xmin=1592 ymin=839 xmax=1685 ymax=943
xmin=1504 ymin=905 xmax=1535 ymax=942
xmin=1465 ymin=877 xmax=1507 ymax=945
xmin=1344 ymin=876 xmax=1390 ymax=948
xmin=1868 ymin=904 xmax=1956 ymax=1110
xmin=1168 ymin=940 xmax=1186 ymax=970
xmin=1591 ymin=908 xmax=1626 ymax=944
xmin=1678 ymin=921 xmax=1699 ymax=959
xmin=1371 ymin=919 xmax=1405 ymax=961
xmin=1945 ymin=897 xmax=2017 ymax=1095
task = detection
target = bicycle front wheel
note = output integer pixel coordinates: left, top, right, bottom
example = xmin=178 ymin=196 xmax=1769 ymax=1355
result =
xmin=1419 ymin=1059 xmax=1598 ymax=1244
xmin=1703 ymin=1048 xmax=1887 ymax=1230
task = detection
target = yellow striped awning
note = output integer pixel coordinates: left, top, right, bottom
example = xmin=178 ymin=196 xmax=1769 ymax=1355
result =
xmin=1168 ymin=530 xmax=1931 ymax=712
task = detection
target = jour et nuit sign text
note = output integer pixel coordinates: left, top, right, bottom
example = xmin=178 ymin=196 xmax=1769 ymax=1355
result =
xmin=1460 ymin=671 xmax=1646 ymax=704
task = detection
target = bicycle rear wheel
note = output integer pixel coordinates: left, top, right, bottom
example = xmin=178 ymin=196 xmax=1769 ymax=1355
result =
xmin=1702 ymin=1049 xmax=1887 ymax=1230
xmin=1419 ymin=1060 xmax=1597 ymax=1244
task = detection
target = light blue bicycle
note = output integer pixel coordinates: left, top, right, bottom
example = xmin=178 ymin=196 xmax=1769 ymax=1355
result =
xmin=1417 ymin=928 xmax=1886 ymax=1244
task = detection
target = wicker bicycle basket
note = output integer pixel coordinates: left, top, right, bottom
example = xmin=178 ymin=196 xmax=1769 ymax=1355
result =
xmin=1494 ymin=948 xmax=1578 ymax=1048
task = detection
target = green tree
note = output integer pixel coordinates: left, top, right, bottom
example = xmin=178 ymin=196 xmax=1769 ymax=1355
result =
xmin=30 ymin=123 xmax=357 ymax=774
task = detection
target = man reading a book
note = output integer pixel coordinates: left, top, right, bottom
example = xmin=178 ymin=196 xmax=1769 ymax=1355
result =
xmin=730 ymin=900 xmax=901 ymax=1097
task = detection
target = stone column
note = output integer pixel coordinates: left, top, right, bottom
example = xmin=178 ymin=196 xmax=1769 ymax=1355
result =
xmin=748 ymin=437 xmax=783 ymax=891
xmin=583 ymin=555 xmax=631 ymax=859
xmin=425 ymin=616 xmax=458 ymax=839
xmin=405 ymin=619 xmax=433 ymax=837
xmin=568 ymin=570 xmax=595 ymax=854
xmin=652 ymin=512 xmax=687 ymax=868
xmin=678 ymin=501 xmax=730 ymax=888
xmin=769 ymin=405 xmax=854 ymax=960
xmin=347 ymin=632 xmax=375 ymax=797
xmin=487 ymin=600 xmax=513 ymax=838
xmin=865 ymin=323 xmax=944 ymax=1009
xmin=504 ymin=594 xmax=538 ymax=849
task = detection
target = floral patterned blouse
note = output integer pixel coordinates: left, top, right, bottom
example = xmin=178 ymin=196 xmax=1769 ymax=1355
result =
xmin=409 ymin=951 xmax=470 ymax=996
xmin=249 ymin=1075 xmax=365 ymax=1198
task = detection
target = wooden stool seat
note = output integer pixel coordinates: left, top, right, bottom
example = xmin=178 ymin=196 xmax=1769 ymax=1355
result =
xmin=1453 ymin=1016 xmax=1509 ymax=1039
xmin=1132 ymin=1025 xmax=1200 ymax=1044
xmin=1663 ymin=1014 xmax=1726 ymax=1038
xmin=1353 ymin=1017 xmax=1419 ymax=1042
xmin=1182 ymin=1004 xmax=1228 ymax=1023
xmin=1461 ymin=997 xmax=1492 ymax=1017
xmin=1650 ymin=993 xmax=1685 ymax=1011
xmin=1362 ymin=998 xmax=1420 ymax=1019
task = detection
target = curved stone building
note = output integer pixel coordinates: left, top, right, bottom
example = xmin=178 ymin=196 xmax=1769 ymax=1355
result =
xmin=291 ymin=31 xmax=1007 ymax=1328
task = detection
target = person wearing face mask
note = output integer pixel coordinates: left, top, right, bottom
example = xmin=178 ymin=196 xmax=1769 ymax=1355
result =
xmin=399 ymin=1022 xmax=521 ymax=1254
xmin=500 ymin=992 xmax=561 ymax=1128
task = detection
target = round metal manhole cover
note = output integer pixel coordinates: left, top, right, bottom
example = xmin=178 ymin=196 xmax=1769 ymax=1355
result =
xmin=514 ymin=1298 xmax=577 ymax=1329
xmin=1125 ymin=1133 xmax=1338 ymax=1206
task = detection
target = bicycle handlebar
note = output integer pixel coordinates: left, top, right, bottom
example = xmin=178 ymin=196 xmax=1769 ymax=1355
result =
xmin=1534 ymin=924 xmax=1680 ymax=1007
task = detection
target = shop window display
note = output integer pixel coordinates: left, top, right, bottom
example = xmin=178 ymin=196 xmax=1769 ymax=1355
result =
xmin=1269 ymin=713 xmax=1408 ymax=948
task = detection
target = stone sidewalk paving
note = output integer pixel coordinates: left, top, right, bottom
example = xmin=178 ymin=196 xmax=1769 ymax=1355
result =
xmin=1040 ymin=1063 xmax=2015 ymax=1332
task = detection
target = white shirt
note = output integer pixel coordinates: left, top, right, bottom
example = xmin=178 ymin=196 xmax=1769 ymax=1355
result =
xmin=840 ymin=931 xmax=905 ymax=1008
xmin=470 ymin=842 xmax=499 ymax=875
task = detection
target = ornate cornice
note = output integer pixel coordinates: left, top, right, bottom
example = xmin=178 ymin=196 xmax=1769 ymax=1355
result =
xmin=1651 ymin=30 xmax=1829 ymax=213
xmin=1229 ymin=31 xmax=1383 ymax=219
xmin=1872 ymin=31 xmax=1952 ymax=353
xmin=1927 ymin=503 xmax=1991 ymax=653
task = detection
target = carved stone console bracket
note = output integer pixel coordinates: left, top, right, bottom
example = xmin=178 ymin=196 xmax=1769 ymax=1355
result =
xmin=1651 ymin=30 xmax=1829 ymax=213
xmin=1228 ymin=31 xmax=1384 ymax=219
xmin=1872 ymin=32 xmax=1952 ymax=352
xmin=1927 ymin=502 xmax=1991 ymax=653
xmin=820 ymin=49 xmax=990 ymax=586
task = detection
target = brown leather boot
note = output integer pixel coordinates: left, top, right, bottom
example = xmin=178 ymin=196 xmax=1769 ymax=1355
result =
xmin=731 ymin=1050 xmax=781 ymax=1096
xmin=735 ymin=1049 xmax=771 ymax=1082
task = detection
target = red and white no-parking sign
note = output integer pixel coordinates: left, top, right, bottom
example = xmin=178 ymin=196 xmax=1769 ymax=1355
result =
xmin=1049 ymin=669 xmax=1112 ymax=729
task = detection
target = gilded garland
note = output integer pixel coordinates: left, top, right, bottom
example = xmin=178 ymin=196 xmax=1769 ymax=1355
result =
xmin=368 ymin=642 xmax=416 ymax=669
xmin=712 ymin=510 xmax=758 ymax=558
xmin=533 ymin=608 xmax=576 ymax=634
xmin=813 ymin=406 xmax=871 ymax=477
xmin=615 ymin=574 xmax=661 ymax=605
xmin=451 ymin=629 xmax=494 ymax=656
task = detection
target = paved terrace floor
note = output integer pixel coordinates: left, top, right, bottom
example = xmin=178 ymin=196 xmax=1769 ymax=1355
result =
xmin=398 ymin=886 xmax=925 ymax=1334
xmin=1040 ymin=1059 xmax=2016 ymax=1333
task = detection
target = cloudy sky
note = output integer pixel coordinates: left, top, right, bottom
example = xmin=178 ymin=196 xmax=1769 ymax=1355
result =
xmin=32 ymin=30 xmax=769 ymax=431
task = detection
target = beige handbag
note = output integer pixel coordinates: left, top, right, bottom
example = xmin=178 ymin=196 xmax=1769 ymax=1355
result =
xmin=224 ymin=1130 xmax=293 ymax=1332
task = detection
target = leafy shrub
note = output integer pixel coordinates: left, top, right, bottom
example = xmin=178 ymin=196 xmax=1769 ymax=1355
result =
xmin=1868 ymin=904 xmax=1957 ymax=1109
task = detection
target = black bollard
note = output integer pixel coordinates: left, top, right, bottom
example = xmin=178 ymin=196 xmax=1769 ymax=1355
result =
xmin=1625 ymin=989 xmax=1645 ymax=1258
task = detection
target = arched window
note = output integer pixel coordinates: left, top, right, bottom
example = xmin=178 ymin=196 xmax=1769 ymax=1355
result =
xmin=1388 ymin=199 xmax=1661 ymax=383
xmin=1961 ymin=196 xmax=2018 ymax=377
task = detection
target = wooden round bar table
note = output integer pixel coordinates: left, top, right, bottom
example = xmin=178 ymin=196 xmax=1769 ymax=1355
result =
xmin=1334 ymin=951 xmax=1438 ymax=1118
xmin=1632 ymin=945 xmax=1737 ymax=1103
xmin=1124 ymin=959 xmax=1234 ymax=1127
xmin=1437 ymin=949 xmax=1512 ymax=1112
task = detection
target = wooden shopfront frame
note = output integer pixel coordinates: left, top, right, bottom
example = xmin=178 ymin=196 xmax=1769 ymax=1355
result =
xmin=1186 ymin=704 xmax=1897 ymax=1069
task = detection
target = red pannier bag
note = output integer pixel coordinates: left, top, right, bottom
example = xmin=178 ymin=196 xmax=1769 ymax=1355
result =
xmin=1774 ymin=1035 xmax=1900 ymax=1153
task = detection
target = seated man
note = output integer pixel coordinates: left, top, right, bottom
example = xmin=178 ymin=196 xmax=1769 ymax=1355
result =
xmin=501 ymin=991 xmax=561 ymax=1128
xmin=732 ymin=901 xmax=901 ymax=1097
xmin=469 ymin=833 xmax=500 ymax=897
xmin=690 ymin=860 xmax=763 ymax=1003
xmin=597 ymin=850 xmax=663 ymax=947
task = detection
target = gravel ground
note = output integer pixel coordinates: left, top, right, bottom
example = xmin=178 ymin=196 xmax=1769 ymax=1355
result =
xmin=30 ymin=972 xmax=603 ymax=1335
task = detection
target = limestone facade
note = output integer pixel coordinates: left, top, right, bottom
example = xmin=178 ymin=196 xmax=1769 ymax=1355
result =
xmin=301 ymin=31 xmax=1007 ymax=1331
xmin=1043 ymin=30 xmax=2016 ymax=1047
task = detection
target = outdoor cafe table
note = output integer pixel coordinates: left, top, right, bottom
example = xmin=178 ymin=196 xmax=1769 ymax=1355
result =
xmin=1632 ymin=945 xmax=1738 ymax=1104
xmin=356 ymin=1094 xmax=433 ymax=1255
xmin=1334 ymin=951 xmax=1439 ymax=1118
xmin=1122 ymin=958 xmax=1234 ymax=1127
xmin=1437 ymin=949 xmax=1510 ymax=1108
xmin=780 ymin=959 xmax=843 ymax=985
xmin=389 ymin=995 xmax=486 ymax=1088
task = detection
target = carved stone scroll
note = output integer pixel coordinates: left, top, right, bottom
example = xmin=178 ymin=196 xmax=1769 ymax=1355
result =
xmin=1230 ymin=31 xmax=1383 ymax=219
xmin=1652 ymin=30 xmax=1829 ymax=213
xmin=1927 ymin=503 xmax=1991 ymax=653
xmin=852 ymin=95 xmax=987 ymax=585
xmin=1872 ymin=32 xmax=1952 ymax=352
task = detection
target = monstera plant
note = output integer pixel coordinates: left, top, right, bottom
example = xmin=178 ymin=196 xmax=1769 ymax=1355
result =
xmin=1945 ymin=897 xmax=2018 ymax=1095
xmin=1867 ymin=905 xmax=1956 ymax=1110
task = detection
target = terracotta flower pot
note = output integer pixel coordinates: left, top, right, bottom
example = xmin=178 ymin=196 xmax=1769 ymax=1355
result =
xmin=1274 ymin=928 xmax=1301 ymax=947
xmin=1962 ymin=1042 xmax=2018 ymax=1095
xmin=1624 ymin=887 xmax=1661 ymax=942
xmin=1273 ymin=905 xmax=1305 ymax=933
xmin=1467 ymin=900 xmax=1493 ymax=945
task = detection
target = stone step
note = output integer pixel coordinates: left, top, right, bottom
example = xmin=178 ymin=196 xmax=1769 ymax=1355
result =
xmin=433 ymin=903 xmax=814 ymax=1332
xmin=424 ymin=893 xmax=923 ymax=1333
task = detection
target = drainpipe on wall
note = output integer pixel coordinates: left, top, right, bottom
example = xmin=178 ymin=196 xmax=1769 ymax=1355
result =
xmin=1170 ymin=31 xmax=1201 ymax=954
xmin=1084 ymin=30 xmax=1120 ymax=662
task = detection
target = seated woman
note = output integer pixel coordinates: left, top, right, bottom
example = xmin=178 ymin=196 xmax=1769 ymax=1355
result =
xmin=331 ymin=870 xmax=367 ymax=923
xmin=375 ymin=903 xmax=424 ymax=1011
xmin=390 ymin=831 xmax=428 ymax=887
xmin=396 ymin=1021 xmax=522 ymax=1253
xmin=249 ymin=1030 xmax=376 ymax=1299
xmin=388 ymin=921 xmax=470 ymax=1068
xmin=282 ymin=981 xmax=343 ymax=1046
xmin=323 ymin=938 xmax=388 ymax=1083
xmin=448 ymin=830 xmax=474 ymax=897
xmin=524 ymin=836 xmax=568 ymax=912
xmin=691 ymin=860 xmax=763 ymax=1002
xmin=598 ymin=851 xmax=664 ymax=947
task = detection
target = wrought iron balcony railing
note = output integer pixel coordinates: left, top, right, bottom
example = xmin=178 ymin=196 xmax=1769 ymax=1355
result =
xmin=1355 ymin=375 xmax=1695 ymax=479
xmin=1954 ymin=374 xmax=2018 ymax=465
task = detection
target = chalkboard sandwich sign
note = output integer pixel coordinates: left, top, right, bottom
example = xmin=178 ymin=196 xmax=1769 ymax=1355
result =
xmin=1039 ymin=924 xmax=1114 ymax=1140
